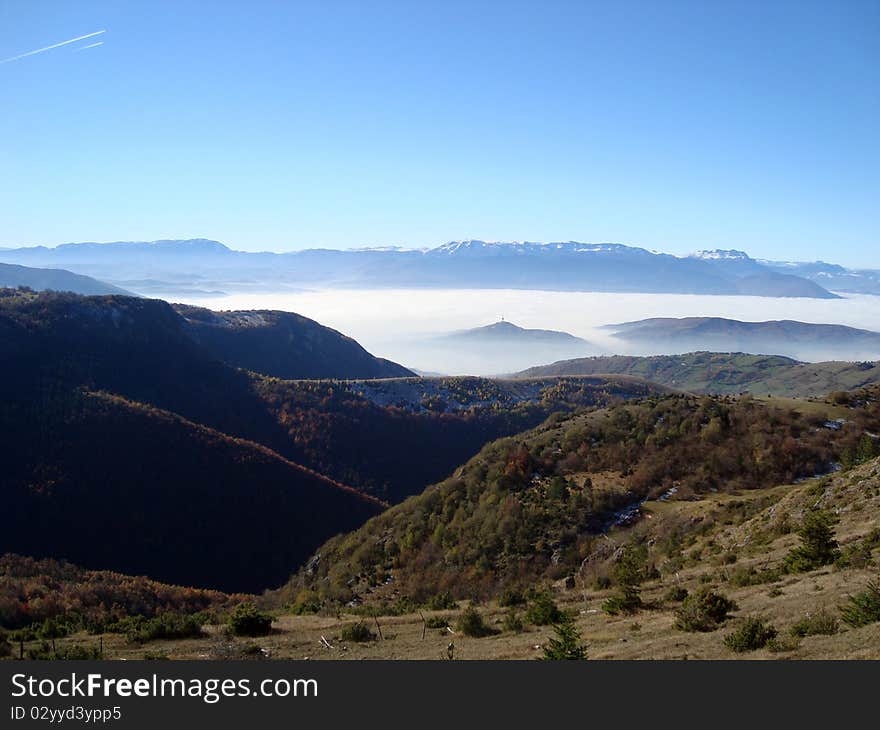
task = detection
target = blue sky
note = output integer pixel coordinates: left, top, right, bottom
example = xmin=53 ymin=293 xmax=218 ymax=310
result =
xmin=1 ymin=0 xmax=877 ymax=266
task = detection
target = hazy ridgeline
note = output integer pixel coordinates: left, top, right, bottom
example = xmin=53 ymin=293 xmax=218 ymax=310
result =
xmin=166 ymin=288 xmax=880 ymax=375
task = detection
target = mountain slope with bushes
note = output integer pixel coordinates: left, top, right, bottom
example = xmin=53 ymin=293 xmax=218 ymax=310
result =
xmin=513 ymin=352 xmax=880 ymax=397
xmin=281 ymin=386 xmax=880 ymax=606
xmin=0 ymin=288 xmax=667 ymax=591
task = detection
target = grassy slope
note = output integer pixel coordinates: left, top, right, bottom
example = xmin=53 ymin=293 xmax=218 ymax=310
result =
xmin=39 ymin=456 xmax=880 ymax=660
xmin=513 ymin=352 xmax=880 ymax=397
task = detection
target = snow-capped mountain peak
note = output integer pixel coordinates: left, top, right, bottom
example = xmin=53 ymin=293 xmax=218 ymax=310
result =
xmin=690 ymin=249 xmax=753 ymax=261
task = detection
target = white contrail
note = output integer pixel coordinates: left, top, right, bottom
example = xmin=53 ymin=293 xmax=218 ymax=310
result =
xmin=75 ymin=41 xmax=104 ymax=51
xmin=0 ymin=29 xmax=106 ymax=64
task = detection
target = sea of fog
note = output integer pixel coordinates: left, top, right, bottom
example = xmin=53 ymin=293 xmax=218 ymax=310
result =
xmin=165 ymin=288 xmax=880 ymax=376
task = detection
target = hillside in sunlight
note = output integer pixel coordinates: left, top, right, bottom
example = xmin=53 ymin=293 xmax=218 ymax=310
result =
xmin=514 ymin=352 xmax=880 ymax=397
xmin=279 ymin=386 xmax=880 ymax=606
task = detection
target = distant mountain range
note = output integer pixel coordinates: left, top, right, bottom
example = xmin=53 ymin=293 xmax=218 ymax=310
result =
xmin=0 ymin=262 xmax=130 ymax=296
xmin=603 ymin=316 xmax=880 ymax=361
xmin=2 ymin=239 xmax=871 ymax=298
xmin=693 ymin=248 xmax=880 ymax=295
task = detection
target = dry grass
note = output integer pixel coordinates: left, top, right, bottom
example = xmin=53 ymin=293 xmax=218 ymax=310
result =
xmin=36 ymin=563 xmax=879 ymax=660
xmin=18 ymin=459 xmax=880 ymax=661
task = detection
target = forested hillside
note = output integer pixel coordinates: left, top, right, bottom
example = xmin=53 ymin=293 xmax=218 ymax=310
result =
xmin=282 ymin=386 xmax=880 ymax=606
xmin=0 ymin=289 xmax=665 ymax=590
xmin=257 ymin=375 xmax=663 ymax=502
xmin=0 ymin=388 xmax=382 ymax=592
xmin=174 ymin=304 xmax=413 ymax=379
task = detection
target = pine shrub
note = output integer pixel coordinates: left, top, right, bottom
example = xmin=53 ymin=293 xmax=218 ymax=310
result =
xmin=502 ymin=610 xmax=524 ymax=633
xmin=723 ymin=617 xmax=777 ymax=652
xmin=664 ymin=586 xmax=689 ymax=603
xmin=227 ymin=603 xmax=273 ymax=637
xmin=784 ymin=510 xmax=840 ymax=573
xmin=790 ymin=608 xmax=839 ymax=637
xmin=542 ymin=614 xmax=587 ymax=660
xmin=524 ymin=591 xmax=563 ymax=626
xmin=674 ymin=589 xmax=737 ymax=632
xmin=457 ymin=606 xmax=494 ymax=637
xmin=340 ymin=621 xmax=376 ymax=642
xmin=840 ymin=580 xmax=880 ymax=628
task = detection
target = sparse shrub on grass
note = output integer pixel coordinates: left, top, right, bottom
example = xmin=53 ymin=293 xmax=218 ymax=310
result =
xmin=457 ymin=606 xmax=494 ymax=637
xmin=227 ymin=603 xmax=273 ymax=637
xmin=728 ymin=565 xmax=782 ymax=587
xmin=664 ymin=586 xmax=689 ymax=603
xmin=864 ymin=528 xmax=880 ymax=551
xmin=8 ymin=627 xmax=36 ymax=643
xmin=541 ymin=614 xmax=587 ymax=660
xmin=425 ymin=591 xmax=457 ymax=611
xmin=839 ymin=579 xmax=880 ymax=628
xmin=835 ymin=541 xmax=874 ymax=570
xmin=498 ymin=589 xmax=526 ymax=607
xmin=602 ymin=591 xmax=642 ymax=616
xmin=24 ymin=642 xmax=52 ymax=660
xmin=109 ymin=612 xmax=205 ymax=644
xmin=424 ymin=616 xmax=449 ymax=630
xmin=524 ymin=590 xmax=563 ymax=626
xmin=54 ymin=644 xmax=104 ymax=660
xmin=790 ymin=608 xmax=839 ymax=637
xmin=766 ymin=634 xmax=801 ymax=653
xmin=36 ymin=616 xmax=75 ymax=641
xmin=288 ymin=590 xmax=322 ymax=615
xmin=339 ymin=621 xmax=376 ymax=642
xmin=784 ymin=509 xmax=840 ymax=573
xmin=674 ymin=589 xmax=737 ymax=632
xmin=239 ymin=643 xmax=264 ymax=657
xmin=502 ymin=610 xmax=524 ymax=633
xmin=27 ymin=642 xmax=103 ymax=660
xmin=289 ymin=600 xmax=320 ymax=616
xmin=143 ymin=650 xmax=170 ymax=660
xmin=723 ymin=617 xmax=778 ymax=652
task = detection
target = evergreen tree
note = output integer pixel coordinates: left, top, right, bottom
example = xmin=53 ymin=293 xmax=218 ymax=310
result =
xmin=542 ymin=613 xmax=587 ymax=660
xmin=840 ymin=580 xmax=880 ymax=628
xmin=856 ymin=434 xmax=878 ymax=465
xmin=784 ymin=509 xmax=840 ymax=573
xmin=602 ymin=544 xmax=647 ymax=614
